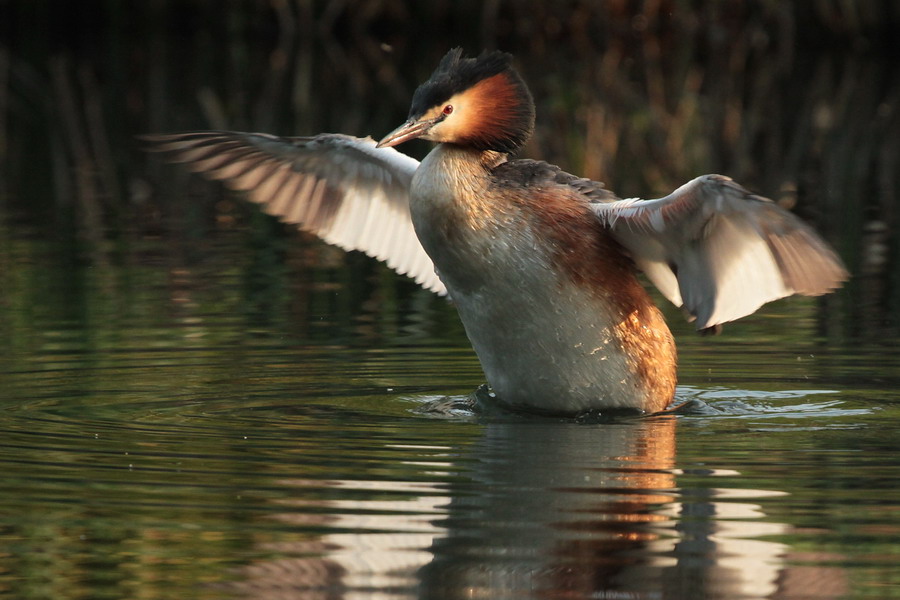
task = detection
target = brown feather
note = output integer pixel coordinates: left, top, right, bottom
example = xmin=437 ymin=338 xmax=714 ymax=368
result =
xmin=457 ymin=73 xmax=535 ymax=153
xmin=511 ymin=183 xmax=678 ymax=411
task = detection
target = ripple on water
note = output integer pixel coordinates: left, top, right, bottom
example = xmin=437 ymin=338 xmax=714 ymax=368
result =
xmin=672 ymin=386 xmax=874 ymax=430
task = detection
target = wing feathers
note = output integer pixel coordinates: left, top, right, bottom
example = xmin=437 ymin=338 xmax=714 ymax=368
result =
xmin=146 ymin=133 xmax=845 ymax=329
xmin=592 ymin=175 xmax=847 ymax=329
xmin=143 ymin=131 xmax=446 ymax=295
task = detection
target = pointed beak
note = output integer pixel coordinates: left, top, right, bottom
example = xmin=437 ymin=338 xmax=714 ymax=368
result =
xmin=376 ymin=117 xmax=436 ymax=148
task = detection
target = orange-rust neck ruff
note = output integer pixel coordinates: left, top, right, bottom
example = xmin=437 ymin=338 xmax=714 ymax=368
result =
xmin=449 ymin=72 xmax=534 ymax=153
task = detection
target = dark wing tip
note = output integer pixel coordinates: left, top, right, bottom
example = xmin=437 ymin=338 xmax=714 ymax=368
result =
xmin=768 ymin=227 xmax=849 ymax=296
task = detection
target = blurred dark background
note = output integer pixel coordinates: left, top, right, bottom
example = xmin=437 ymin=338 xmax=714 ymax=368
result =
xmin=0 ymin=0 xmax=898 ymax=336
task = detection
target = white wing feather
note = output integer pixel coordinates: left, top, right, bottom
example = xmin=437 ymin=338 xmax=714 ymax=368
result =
xmin=144 ymin=131 xmax=446 ymax=295
xmin=592 ymin=175 xmax=847 ymax=329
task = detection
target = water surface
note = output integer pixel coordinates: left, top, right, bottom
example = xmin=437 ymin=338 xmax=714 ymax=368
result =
xmin=1 ymin=212 xmax=898 ymax=599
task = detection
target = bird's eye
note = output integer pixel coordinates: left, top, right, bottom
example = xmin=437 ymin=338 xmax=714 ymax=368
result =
xmin=442 ymin=105 xmax=453 ymax=115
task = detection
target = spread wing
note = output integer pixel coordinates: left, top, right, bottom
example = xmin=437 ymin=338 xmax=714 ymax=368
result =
xmin=590 ymin=174 xmax=848 ymax=329
xmin=142 ymin=131 xmax=446 ymax=295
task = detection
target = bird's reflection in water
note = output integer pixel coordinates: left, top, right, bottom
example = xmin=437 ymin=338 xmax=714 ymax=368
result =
xmin=419 ymin=415 xmax=678 ymax=599
xmin=419 ymin=414 xmax=846 ymax=599
xmin=228 ymin=413 xmax=846 ymax=599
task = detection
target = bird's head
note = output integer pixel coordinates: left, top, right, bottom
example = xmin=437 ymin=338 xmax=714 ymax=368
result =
xmin=377 ymin=48 xmax=535 ymax=155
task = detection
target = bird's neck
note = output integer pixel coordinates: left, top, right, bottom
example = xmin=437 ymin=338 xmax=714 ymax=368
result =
xmin=420 ymin=143 xmax=506 ymax=178
xmin=406 ymin=144 xmax=514 ymax=289
xmin=411 ymin=144 xmax=505 ymax=225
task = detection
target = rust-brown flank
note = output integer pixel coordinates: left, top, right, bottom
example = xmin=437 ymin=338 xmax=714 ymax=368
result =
xmin=524 ymin=187 xmax=678 ymax=410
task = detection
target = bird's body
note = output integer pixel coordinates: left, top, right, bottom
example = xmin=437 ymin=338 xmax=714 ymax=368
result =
xmin=408 ymin=144 xmax=676 ymax=413
xmin=144 ymin=49 xmax=847 ymax=415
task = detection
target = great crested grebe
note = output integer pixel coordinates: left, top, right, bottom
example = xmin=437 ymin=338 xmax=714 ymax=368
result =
xmin=145 ymin=48 xmax=847 ymax=415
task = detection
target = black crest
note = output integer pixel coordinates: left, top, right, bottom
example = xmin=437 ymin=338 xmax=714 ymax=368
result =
xmin=409 ymin=49 xmax=515 ymax=118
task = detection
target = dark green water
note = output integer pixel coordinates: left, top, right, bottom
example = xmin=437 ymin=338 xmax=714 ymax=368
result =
xmin=2 ymin=2 xmax=900 ymax=598
xmin=1 ymin=212 xmax=898 ymax=599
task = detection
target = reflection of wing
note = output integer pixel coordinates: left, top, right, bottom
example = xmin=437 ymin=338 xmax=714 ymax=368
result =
xmin=143 ymin=131 xmax=446 ymax=295
xmin=591 ymin=174 xmax=848 ymax=329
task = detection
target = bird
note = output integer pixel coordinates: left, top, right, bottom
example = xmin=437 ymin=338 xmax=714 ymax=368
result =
xmin=143 ymin=48 xmax=848 ymax=416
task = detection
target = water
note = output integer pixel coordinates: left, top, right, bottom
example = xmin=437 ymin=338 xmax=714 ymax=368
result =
xmin=1 ymin=212 xmax=898 ymax=599
xmin=2 ymin=3 xmax=899 ymax=597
